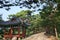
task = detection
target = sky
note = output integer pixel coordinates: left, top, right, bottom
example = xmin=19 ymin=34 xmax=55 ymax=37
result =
xmin=0 ymin=5 xmax=45 ymax=21
xmin=0 ymin=0 xmax=47 ymax=21
xmin=0 ymin=6 xmax=29 ymax=21
xmin=0 ymin=6 xmax=39 ymax=21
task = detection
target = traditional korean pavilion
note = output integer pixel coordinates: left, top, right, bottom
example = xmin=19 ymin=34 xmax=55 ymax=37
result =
xmin=0 ymin=16 xmax=30 ymax=40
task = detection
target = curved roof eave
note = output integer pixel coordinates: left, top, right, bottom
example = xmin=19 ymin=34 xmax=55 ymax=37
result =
xmin=0 ymin=21 xmax=21 ymax=26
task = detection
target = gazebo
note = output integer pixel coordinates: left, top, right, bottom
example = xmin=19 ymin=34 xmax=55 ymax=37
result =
xmin=0 ymin=17 xmax=30 ymax=40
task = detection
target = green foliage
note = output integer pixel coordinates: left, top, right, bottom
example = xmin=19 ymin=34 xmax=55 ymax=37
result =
xmin=55 ymin=0 xmax=60 ymax=3
xmin=31 ymin=14 xmax=42 ymax=28
xmin=8 ymin=0 xmax=60 ymax=35
xmin=40 ymin=6 xmax=60 ymax=26
xmin=8 ymin=10 xmax=32 ymax=19
xmin=8 ymin=10 xmax=43 ymax=35
xmin=15 ymin=10 xmax=32 ymax=18
xmin=40 ymin=6 xmax=52 ymax=19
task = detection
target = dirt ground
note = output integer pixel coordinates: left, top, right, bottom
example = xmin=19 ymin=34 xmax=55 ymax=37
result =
xmin=22 ymin=32 xmax=57 ymax=40
xmin=11 ymin=32 xmax=57 ymax=40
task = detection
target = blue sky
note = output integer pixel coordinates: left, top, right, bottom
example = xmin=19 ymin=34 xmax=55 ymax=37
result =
xmin=0 ymin=0 xmax=46 ymax=21
xmin=0 ymin=6 xmax=39 ymax=21
xmin=0 ymin=5 xmax=45 ymax=21
xmin=0 ymin=6 xmax=29 ymax=21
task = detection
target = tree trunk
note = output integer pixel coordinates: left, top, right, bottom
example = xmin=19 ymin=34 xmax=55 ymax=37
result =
xmin=54 ymin=26 xmax=58 ymax=40
xmin=45 ymin=26 xmax=50 ymax=34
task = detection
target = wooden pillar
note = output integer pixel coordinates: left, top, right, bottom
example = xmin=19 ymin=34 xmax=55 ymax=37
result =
xmin=3 ymin=28 xmax=6 ymax=35
xmin=9 ymin=27 xmax=13 ymax=38
xmin=18 ymin=26 xmax=20 ymax=37
xmin=3 ymin=28 xmax=6 ymax=40
xmin=22 ymin=26 xmax=26 ymax=38
xmin=18 ymin=26 xmax=20 ymax=35
xmin=18 ymin=26 xmax=20 ymax=40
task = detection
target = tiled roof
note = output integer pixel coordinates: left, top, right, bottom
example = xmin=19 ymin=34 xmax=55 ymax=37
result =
xmin=0 ymin=21 xmax=20 ymax=25
xmin=0 ymin=18 xmax=30 ymax=26
xmin=0 ymin=18 xmax=21 ymax=26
